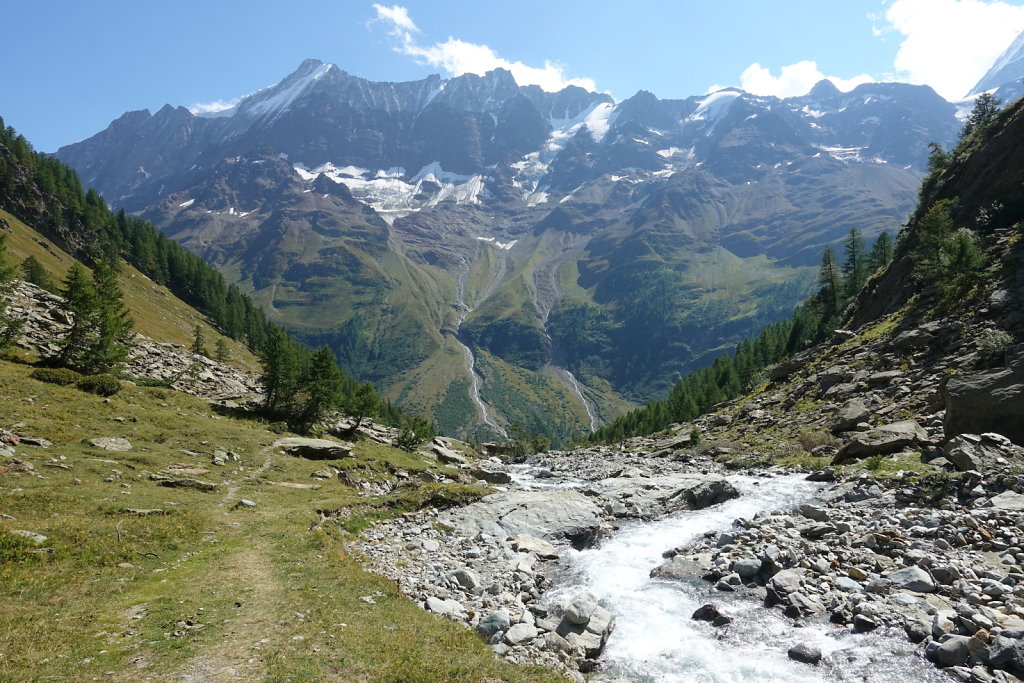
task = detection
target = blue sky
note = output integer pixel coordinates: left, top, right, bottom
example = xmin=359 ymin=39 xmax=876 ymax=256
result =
xmin=4 ymin=0 xmax=1024 ymax=152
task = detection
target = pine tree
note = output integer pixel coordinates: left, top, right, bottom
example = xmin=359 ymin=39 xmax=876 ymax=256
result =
xmin=190 ymin=325 xmax=208 ymax=357
xmin=56 ymin=262 xmax=98 ymax=369
xmin=348 ymin=381 xmax=379 ymax=430
xmin=962 ymin=93 xmax=1001 ymax=140
xmin=943 ymin=229 xmax=985 ymax=297
xmin=214 ymin=337 xmax=230 ymax=363
xmin=841 ymin=228 xmax=870 ymax=298
xmin=914 ymin=200 xmax=955 ymax=280
xmin=294 ymin=346 xmax=344 ymax=433
xmin=817 ymin=245 xmax=842 ymax=324
xmin=869 ymin=231 xmax=895 ymax=271
xmin=20 ymin=255 xmax=53 ymax=292
xmin=82 ymin=257 xmax=134 ymax=374
xmin=259 ymin=326 xmax=300 ymax=413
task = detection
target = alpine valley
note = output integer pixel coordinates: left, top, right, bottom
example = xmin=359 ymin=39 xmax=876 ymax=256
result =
xmin=57 ymin=59 xmax=963 ymax=443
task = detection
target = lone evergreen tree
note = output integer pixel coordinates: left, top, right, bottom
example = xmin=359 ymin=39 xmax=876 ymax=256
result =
xmin=294 ymin=346 xmax=344 ymax=433
xmin=214 ymin=337 xmax=230 ymax=363
xmin=914 ymin=200 xmax=955 ymax=279
xmin=190 ymin=324 xmax=208 ymax=357
xmin=817 ymin=245 xmax=842 ymax=325
xmin=56 ymin=262 xmax=98 ymax=369
xmin=869 ymin=231 xmax=895 ymax=271
xmin=962 ymin=93 xmax=1001 ymax=140
xmin=20 ymin=255 xmax=53 ymax=292
xmin=259 ymin=326 xmax=300 ymax=413
xmin=841 ymin=228 xmax=870 ymax=298
xmin=83 ymin=257 xmax=134 ymax=374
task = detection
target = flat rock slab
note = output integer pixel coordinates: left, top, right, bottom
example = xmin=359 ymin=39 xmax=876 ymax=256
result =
xmin=89 ymin=437 xmax=132 ymax=451
xmin=273 ymin=437 xmax=352 ymax=460
xmin=438 ymin=490 xmax=602 ymax=549
xmin=150 ymin=474 xmax=219 ymax=491
xmin=833 ymin=420 xmax=927 ymax=463
xmin=989 ymin=490 xmax=1024 ymax=512
xmin=583 ymin=474 xmax=739 ymax=518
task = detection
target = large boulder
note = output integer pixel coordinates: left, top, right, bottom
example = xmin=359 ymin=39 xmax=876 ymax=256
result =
xmin=582 ymin=474 xmax=739 ymax=518
xmin=832 ymin=398 xmax=870 ymax=433
xmin=438 ymin=490 xmax=602 ymax=549
xmin=944 ymin=344 xmax=1024 ymax=445
xmin=832 ymin=420 xmax=928 ymax=464
xmin=273 ymin=437 xmax=352 ymax=460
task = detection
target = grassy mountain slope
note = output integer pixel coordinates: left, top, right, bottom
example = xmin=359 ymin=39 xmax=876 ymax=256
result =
xmin=0 ymin=361 xmax=559 ymax=683
xmin=1 ymin=209 xmax=256 ymax=369
xmin=0 ymin=212 xmax=559 ymax=681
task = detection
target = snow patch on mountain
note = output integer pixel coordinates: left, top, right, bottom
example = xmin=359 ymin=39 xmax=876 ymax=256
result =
xmin=687 ymin=90 xmax=742 ymax=131
xmin=294 ymin=161 xmax=485 ymax=222
xmin=477 ymin=236 xmax=517 ymax=250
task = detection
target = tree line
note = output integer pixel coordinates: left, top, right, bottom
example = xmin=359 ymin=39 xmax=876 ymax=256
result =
xmin=589 ymin=227 xmax=894 ymax=443
xmin=0 ymin=117 xmax=415 ymax=436
xmin=589 ymin=94 xmax=1009 ymax=445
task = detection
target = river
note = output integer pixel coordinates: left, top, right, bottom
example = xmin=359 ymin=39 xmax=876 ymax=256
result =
xmin=545 ymin=474 xmax=948 ymax=682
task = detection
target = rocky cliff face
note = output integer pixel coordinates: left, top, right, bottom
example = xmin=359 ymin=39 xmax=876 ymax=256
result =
xmin=56 ymin=60 xmax=962 ymax=441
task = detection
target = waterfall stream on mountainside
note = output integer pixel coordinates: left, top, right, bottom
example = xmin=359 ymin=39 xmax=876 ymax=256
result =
xmin=454 ymin=255 xmax=508 ymax=439
xmin=544 ymin=475 xmax=947 ymax=682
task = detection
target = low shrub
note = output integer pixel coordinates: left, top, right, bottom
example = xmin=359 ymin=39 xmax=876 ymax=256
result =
xmin=29 ymin=367 xmax=82 ymax=386
xmin=76 ymin=374 xmax=122 ymax=396
xmin=797 ymin=429 xmax=841 ymax=452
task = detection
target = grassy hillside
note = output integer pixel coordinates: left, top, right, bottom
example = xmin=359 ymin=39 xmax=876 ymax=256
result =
xmin=2 ymin=209 xmax=258 ymax=371
xmin=0 ymin=360 xmax=562 ymax=682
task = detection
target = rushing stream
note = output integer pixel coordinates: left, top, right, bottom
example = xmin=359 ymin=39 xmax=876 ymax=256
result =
xmin=547 ymin=475 xmax=947 ymax=682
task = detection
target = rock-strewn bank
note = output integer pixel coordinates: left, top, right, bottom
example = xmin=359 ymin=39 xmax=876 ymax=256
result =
xmin=351 ymin=450 xmax=738 ymax=678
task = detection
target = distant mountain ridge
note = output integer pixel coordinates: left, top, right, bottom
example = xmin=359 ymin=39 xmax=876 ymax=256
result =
xmin=56 ymin=59 xmax=963 ymax=443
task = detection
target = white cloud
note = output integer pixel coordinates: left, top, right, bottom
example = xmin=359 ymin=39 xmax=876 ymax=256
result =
xmin=877 ymin=0 xmax=1024 ymax=99
xmin=371 ymin=4 xmax=597 ymax=93
xmin=737 ymin=61 xmax=874 ymax=98
xmin=189 ymin=99 xmax=239 ymax=115
xmin=371 ymin=4 xmax=418 ymax=35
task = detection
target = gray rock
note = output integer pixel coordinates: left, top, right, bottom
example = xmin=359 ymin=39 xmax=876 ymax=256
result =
xmin=944 ymin=345 xmax=1024 ymax=445
xmin=433 ymin=444 xmax=469 ymax=465
xmin=832 ymin=399 xmax=871 ymax=433
xmin=470 ymin=466 xmax=512 ymax=484
xmin=425 ymin=596 xmax=465 ymax=618
xmin=88 ymin=437 xmax=132 ymax=451
xmin=788 ymin=643 xmax=822 ymax=665
xmin=438 ymin=490 xmax=602 ymax=549
xmin=565 ymin=598 xmax=598 ymax=625
xmin=886 ymin=566 xmax=935 ymax=593
xmin=9 ymin=529 xmax=47 ymax=545
xmin=504 ymin=623 xmax=538 ymax=645
xmin=833 ymin=420 xmax=928 ymax=463
xmin=926 ymin=634 xmax=972 ymax=667
xmin=510 ymin=533 xmax=559 ymax=559
xmin=273 ymin=437 xmax=352 ymax=460
xmin=990 ymin=491 xmax=1024 ymax=512
xmin=450 ymin=569 xmax=480 ymax=590
xmin=476 ymin=610 xmax=510 ymax=638
xmin=692 ymin=604 xmax=724 ymax=622
xmin=582 ymin=474 xmax=739 ymax=518
xmin=733 ymin=558 xmax=762 ymax=579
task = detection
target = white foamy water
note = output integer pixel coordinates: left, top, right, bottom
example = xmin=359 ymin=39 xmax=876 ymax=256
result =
xmin=549 ymin=475 xmax=947 ymax=682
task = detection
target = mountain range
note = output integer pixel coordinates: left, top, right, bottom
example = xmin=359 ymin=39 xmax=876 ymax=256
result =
xmin=57 ymin=53 xmax=1001 ymax=443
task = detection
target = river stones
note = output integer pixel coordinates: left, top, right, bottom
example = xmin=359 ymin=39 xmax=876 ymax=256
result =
xmin=788 ymin=643 xmax=822 ymax=665
xmin=476 ymin=610 xmax=510 ymax=638
xmin=886 ymin=566 xmax=935 ymax=593
xmin=511 ymin=533 xmax=560 ymax=559
xmin=438 ymin=490 xmax=602 ymax=549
